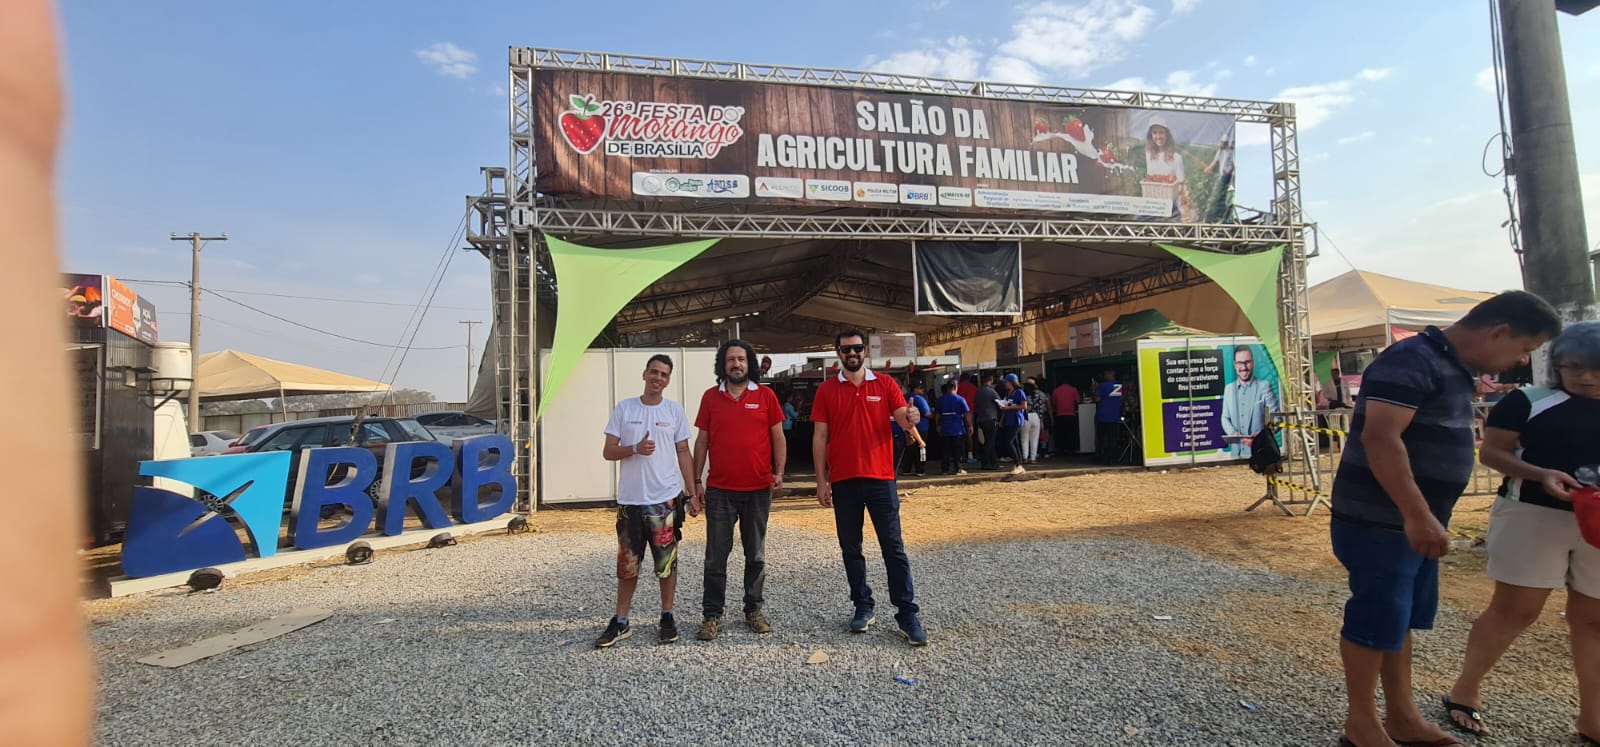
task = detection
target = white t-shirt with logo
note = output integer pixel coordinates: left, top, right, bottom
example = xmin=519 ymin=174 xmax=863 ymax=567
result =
xmin=604 ymin=396 xmax=693 ymax=506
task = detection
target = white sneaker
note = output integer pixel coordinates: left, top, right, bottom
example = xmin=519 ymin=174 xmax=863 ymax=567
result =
xmin=956 ymin=469 xmax=968 ymax=476
xmin=1010 ymin=466 xmax=1026 ymax=475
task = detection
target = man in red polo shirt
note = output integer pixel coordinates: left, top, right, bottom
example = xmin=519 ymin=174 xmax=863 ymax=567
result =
xmin=812 ymin=329 xmax=928 ymax=646
xmin=689 ymin=340 xmax=786 ymax=642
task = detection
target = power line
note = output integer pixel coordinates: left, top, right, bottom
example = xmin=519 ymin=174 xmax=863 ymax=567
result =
xmin=378 ymin=213 xmax=471 ymax=398
xmin=201 ymin=288 xmax=458 ymax=350
xmin=1301 ymin=209 xmax=1357 ymax=273
xmin=121 ymin=278 xmax=482 ymax=311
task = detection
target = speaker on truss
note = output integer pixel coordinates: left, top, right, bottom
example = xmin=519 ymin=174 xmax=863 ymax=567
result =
xmin=912 ymin=241 xmax=1023 ymax=316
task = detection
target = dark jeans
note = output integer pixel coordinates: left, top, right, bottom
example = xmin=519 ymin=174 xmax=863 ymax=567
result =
xmin=940 ymin=435 xmax=965 ymax=473
xmin=999 ymin=423 xmax=1023 ymax=464
xmin=830 ymin=478 xmax=918 ymax=621
xmin=977 ymin=420 xmax=999 ymax=469
xmin=1095 ymin=420 xmax=1120 ymax=464
xmin=1053 ymin=415 xmax=1079 ymax=455
xmin=702 ymin=487 xmax=772 ymax=618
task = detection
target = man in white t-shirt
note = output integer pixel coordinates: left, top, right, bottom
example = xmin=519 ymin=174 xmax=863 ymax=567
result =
xmin=595 ymin=354 xmax=696 ymax=648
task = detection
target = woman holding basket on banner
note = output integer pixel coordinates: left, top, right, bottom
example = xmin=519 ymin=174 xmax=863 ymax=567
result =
xmin=1142 ymin=116 xmax=1188 ymax=220
xmin=1442 ymin=321 xmax=1600 ymax=740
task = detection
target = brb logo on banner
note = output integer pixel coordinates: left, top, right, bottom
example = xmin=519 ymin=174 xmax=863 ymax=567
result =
xmin=121 ymin=435 xmax=516 ymax=578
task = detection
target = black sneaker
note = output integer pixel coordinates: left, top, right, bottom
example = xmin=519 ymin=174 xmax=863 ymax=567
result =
xmin=658 ymin=613 xmax=679 ymax=644
xmin=849 ymin=608 xmax=875 ymax=633
xmin=595 ymin=616 xmax=632 ymax=648
xmin=897 ymin=614 xmax=929 ymax=647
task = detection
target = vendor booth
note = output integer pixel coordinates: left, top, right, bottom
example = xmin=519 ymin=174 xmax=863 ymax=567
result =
xmin=465 ymin=48 xmax=1316 ymax=508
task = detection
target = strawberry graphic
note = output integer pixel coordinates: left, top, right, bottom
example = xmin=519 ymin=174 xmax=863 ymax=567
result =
xmin=1032 ymin=118 xmax=1048 ymax=136
xmin=1061 ymin=116 xmax=1087 ymax=141
xmin=559 ymin=94 xmax=606 ymax=154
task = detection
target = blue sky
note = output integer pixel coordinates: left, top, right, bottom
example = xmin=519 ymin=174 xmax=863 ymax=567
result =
xmin=58 ymin=1 xmax=1600 ymax=399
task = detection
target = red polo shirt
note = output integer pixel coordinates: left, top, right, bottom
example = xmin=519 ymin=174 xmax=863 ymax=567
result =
xmin=695 ymin=382 xmax=783 ymax=491
xmin=810 ymin=369 xmax=907 ymax=483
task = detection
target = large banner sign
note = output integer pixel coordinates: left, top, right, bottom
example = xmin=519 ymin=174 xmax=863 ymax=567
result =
xmin=121 ymin=434 xmax=517 ymax=578
xmin=1137 ymin=336 xmax=1280 ymax=467
xmin=63 ymin=274 xmax=157 ymax=343
xmin=534 ymin=70 xmax=1237 ymax=222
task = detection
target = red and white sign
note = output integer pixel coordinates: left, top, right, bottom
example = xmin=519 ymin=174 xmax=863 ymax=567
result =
xmin=557 ymin=93 xmax=747 ymax=159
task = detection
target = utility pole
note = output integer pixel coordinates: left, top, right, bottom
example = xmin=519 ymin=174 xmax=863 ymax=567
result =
xmin=171 ymin=231 xmax=227 ymax=432
xmin=1498 ymin=0 xmax=1596 ymax=321
xmin=460 ymin=320 xmax=482 ymax=402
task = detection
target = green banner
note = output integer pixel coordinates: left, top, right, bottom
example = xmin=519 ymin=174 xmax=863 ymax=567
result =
xmin=538 ymin=236 xmax=719 ymax=418
xmin=1158 ymin=243 xmax=1285 ymax=388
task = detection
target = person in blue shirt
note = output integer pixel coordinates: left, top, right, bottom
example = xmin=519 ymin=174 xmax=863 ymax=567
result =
xmin=899 ymin=382 xmax=932 ymax=476
xmin=1093 ymin=369 xmax=1124 ymax=465
xmin=934 ymin=381 xmax=971 ymax=475
xmin=999 ymin=374 xmax=1029 ymax=475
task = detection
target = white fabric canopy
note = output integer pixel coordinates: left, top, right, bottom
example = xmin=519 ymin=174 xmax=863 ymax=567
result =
xmin=196 ymin=349 xmax=390 ymax=401
xmin=1309 ymin=270 xmax=1492 ymax=350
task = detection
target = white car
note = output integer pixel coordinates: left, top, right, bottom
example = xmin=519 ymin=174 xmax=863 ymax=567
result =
xmin=414 ymin=411 xmax=497 ymax=441
xmin=189 ymin=430 xmax=238 ymax=457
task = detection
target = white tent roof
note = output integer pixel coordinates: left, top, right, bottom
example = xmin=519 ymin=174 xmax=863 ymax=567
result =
xmin=196 ymin=349 xmax=391 ymax=401
xmin=1309 ymin=270 xmax=1493 ymax=349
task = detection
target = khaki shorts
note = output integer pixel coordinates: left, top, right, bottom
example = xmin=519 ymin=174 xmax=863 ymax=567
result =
xmin=1486 ymin=497 xmax=1600 ymax=598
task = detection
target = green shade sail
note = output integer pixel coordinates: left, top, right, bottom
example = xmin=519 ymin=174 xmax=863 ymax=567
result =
xmin=1158 ymin=243 xmax=1286 ymax=384
xmin=538 ymin=236 xmax=719 ymax=418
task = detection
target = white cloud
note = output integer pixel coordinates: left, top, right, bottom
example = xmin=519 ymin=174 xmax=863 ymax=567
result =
xmin=415 ymin=42 xmax=478 ymax=79
xmin=1276 ymin=80 xmax=1357 ymax=131
xmin=1264 ymin=66 xmax=1276 ymax=77
xmin=866 ymin=36 xmax=984 ymax=80
xmin=993 ymin=0 xmax=1157 ymax=79
xmin=1214 ymin=69 xmax=1233 ymax=80
xmin=1235 ymin=68 xmax=1389 ymax=146
xmin=1336 ymin=130 xmax=1375 ymax=145
xmin=1244 ymin=55 xmax=1257 ymax=67
xmin=356 ymin=274 xmax=382 ymax=286
xmin=1475 ymin=66 xmax=1500 ymax=94
xmin=488 ymin=83 xmax=508 ymax=98
xmin=1098 ymin=69 xmax=1218 ymax=96
xmin=1356 ymin=67 xmax=1393 ymax=82
xmin=1172 ymin=0 xmax=1200 ymax=12
xmin=1305 ymin=152 xmax=1332 ymax=162
xmin=986 ymin=55 xmax=1045 ymax=85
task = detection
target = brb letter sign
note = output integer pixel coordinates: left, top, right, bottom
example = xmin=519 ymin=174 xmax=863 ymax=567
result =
xmin=122 ymin=434 xmax=516 ymax=578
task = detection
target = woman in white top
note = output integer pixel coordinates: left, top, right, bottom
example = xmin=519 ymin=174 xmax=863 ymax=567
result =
xmin=1143 ymin=117 xmax=1187 ymax=218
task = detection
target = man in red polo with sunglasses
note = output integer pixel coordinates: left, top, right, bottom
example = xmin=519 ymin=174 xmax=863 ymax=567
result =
xmin=812 ymin=329 xmax=928 ymax=646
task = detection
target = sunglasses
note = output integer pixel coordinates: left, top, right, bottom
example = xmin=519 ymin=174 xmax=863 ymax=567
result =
xmin=837 ymin=344 xmax=866 ymax=354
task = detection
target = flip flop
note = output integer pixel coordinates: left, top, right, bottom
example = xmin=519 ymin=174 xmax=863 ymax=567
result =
xmin=1393 ymin=739 xmax=1464 ymax=747
xmin=1441 ymin=694 xmax=1488 ymax=736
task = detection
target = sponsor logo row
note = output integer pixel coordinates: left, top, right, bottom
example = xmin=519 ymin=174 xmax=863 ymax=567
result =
xmin=631 ymin=172 xmax=972 ymax=207
xmin=630 ymin=172 xmax=1169 ymax=217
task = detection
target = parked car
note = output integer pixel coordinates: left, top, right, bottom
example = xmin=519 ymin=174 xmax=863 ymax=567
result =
xmin=413 ymin=411 xmax=496 ymax=441
xmin=244 ymin=416 xmax=438 ymax=507
xmin=189 ymin=430 xmax=238 ymax=457
xmin=224 ymin=423 xmax=278 ymax=454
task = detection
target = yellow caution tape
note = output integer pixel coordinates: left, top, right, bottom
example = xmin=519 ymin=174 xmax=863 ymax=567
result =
xmin=1265 ymin=476 xmax=1330 ymax=498
xmin=1271 ymin=421 xmax=1349 ymax=438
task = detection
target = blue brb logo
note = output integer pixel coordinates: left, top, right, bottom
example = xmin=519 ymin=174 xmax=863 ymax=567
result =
xmin=122 ymin=434 xmax=516 ymax=578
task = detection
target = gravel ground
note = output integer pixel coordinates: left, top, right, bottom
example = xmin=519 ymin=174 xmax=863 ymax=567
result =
xmin=90 ymin=523 xmax=1577 ymax=746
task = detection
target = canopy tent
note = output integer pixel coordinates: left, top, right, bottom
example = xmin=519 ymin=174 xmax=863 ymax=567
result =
xmin=1100 ymin=308 xmax=1217 ymax=348
xmin=1309 ymin=270 xmax=1492 ymax=350
xmin=196 ymin=349 xmax=390 ymax=402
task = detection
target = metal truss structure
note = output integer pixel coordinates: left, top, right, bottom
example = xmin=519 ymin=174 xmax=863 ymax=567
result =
xmin=471 ymin=48 xmax=1316 ymax=508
